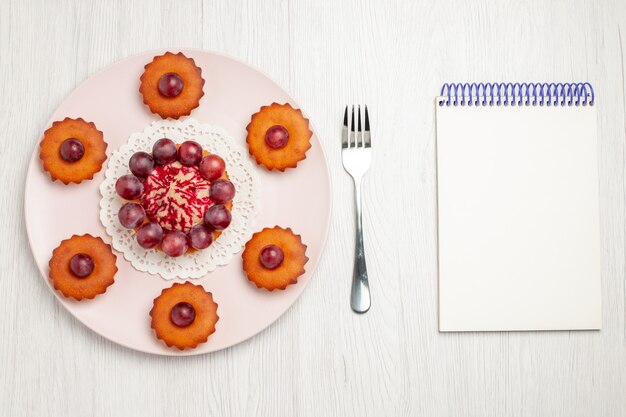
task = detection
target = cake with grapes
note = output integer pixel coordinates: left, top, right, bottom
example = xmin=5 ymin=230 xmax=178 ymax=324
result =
xmin=40 ymin=118 xmax=108 ymax=184
xmin=139 ymin=52 xmax=205 ymax=119
xmin=49 ymin=234 xmax=118 ymax=300
xmin=115 ymin=138 xmax=235 ymax=257
xmin=242 ymin=226 xmax=308 ymax=291
xmin=150 ymin=282 xmax=219 ymax=350
xmin=246 ymin=103 xmax=312 ymax=171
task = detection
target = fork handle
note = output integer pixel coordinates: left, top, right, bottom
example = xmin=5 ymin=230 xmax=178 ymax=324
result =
xmin=351 ymin=178 xmax=370 ymax=313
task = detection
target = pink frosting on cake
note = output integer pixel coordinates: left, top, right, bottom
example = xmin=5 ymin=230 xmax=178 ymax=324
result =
xmin=141 ymin=161 xmax=212 ymax=233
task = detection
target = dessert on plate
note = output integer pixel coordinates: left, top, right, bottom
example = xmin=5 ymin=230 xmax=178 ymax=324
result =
xmin=242 ymin=226 xmax=308 ymax=291
xmin=115 ymin=138 xmax=235 ymax=257
xmin=34 ymin=49 xmax=318 ymax=353
xmin=48 ymin=234 xmax=118 ymax=300
xmin=246 ymin=103 xmax=313 ymax=171
xmin=139 ymin=52 xmax=205 ymax=119
xmin=150 ymin=282 xmax=219 ymax=350
xmin=39 ymin=118 xmax=107 ymax=184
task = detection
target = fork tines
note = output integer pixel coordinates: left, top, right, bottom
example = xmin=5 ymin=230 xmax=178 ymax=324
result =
xmin=342 ymin=105 xmax=371 ymax=149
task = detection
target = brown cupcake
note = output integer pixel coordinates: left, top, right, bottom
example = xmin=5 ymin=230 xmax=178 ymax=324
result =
xmin=139 ymin=52 xmax=205 ymax=119
xmin=150 ymin=282 xmax=219 ymax=350
xmin=246 ymin=103 xmax=313 ymax=171
xmin=242 ymin=226 xmax=308 ymax=291
xmin=39 ymin=118 xmax=107 ymax=184
xmin=49 ymin=234 xmax=118 ymax=300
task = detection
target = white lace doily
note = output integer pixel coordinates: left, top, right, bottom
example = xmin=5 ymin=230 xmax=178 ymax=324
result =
xmin=99 ymin=119 xmax=260 ymax=279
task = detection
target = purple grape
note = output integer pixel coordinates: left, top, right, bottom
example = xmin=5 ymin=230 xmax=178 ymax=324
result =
xmin=209 ymin=179 xmax=236 ymax=204
xmin=118 ymin=202 xmax=146 ymax=229
xmin=136 ymin=222 xmax=163 ymax=249
xmin=170 ymin=302 xmax=195 ymax=327
xmin=177 ymin=140 xmax=203 ymax=166
xmin=199 ymin=154 xmax=225 ymax=181
xmin=69 ymin=253 xmax=94 ymax=277
xmin=59 ymin=138 xmax=85 ymax=162
xmin=188 ymin=224 xmax=213 ymax=250
xmin=152 ymin=138 xmax=177 ymax=165
xmin=259 ymin=245 xmax=284 ymax=269
xmin=158 ymin=72 xmax=184 ymax=98
xmin=115 ymin=174 xmax=144 ymax=200
xmin=265 ymin=125 xmax=289 ymax=149
xmin=129 ymin=151 xmax=154 ymax=177
xmin=161 ymin=230 xmax=188 ymax=257
xmin=204 ymin=204 xmax=232 ymax=230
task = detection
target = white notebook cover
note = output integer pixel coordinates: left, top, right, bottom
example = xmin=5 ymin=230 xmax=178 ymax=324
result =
xmin=436 ymin=98 xmax=601 ymax=331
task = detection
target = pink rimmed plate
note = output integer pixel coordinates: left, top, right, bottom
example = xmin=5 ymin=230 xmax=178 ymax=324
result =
xmin=24 ymin=49 xmax=331 ymax=355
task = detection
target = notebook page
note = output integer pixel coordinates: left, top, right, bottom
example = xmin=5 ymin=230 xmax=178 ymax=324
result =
xmin=436 ymin=102 xmax=601 ymax=331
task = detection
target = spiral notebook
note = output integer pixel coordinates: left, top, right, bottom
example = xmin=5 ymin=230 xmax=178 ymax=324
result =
xmin=436 ymin=83 xmax=601 ymax=332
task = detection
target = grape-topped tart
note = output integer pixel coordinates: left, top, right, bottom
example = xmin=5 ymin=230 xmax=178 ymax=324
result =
xmin=116 ymin=138 xmax=234 ymax=257
xmin=100 ymin=118 xmax=260 ymax=279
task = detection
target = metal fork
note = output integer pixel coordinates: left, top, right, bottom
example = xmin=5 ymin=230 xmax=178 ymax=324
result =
xmin=342 ymin=105 xmax=372 ymax=313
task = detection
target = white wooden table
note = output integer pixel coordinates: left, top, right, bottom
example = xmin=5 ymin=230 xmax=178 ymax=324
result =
xmin=1 ymin=1 xmax=625 ymax=416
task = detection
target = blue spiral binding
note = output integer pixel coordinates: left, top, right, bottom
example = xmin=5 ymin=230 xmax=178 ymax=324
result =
xmin=438 ymin=82 xmax=594 ymax=107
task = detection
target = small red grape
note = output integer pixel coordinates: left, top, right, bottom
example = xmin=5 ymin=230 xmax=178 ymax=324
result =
xmin=265 ymin=125 xmax=289 ymax=149
xmin=115 ymin=174 xmax=144 ymax=200
xmin=259 ymin=245 xmax=284 ymax=269
xmin=198 ymin=154 xmax=225 ymax=181
xmin=158 ymin=72 xmax=184 ymax=98
xmin=118 ymin=202 xmax=146 ymax=229
xmin=161 ymin=230 xmax=188 ymax=257
xmin=129 ymin=151 xmax=154 ymax=177
xmin=69 ymin=253 xmax=94 ymax=277
xmin=152 ymin=138 xmax=177 ymax=165
xmin=188 ymin=224 xmax=213 ymax=249
xmin=209 ymin=179 xmax=235 ymax=204
xmin=204 ymin=204 xmax=232 ymax=230
xmin=136 ymin=222 xmax=163 ymax=249
xmin=170 ymin=302 xmax=195 ymax=327
xmin=60 ymin=138 xmax=85 ymax=162
xmin=177 ymin=140 xmax=203 ymax=166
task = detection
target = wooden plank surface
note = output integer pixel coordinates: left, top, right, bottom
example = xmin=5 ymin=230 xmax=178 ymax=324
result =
xmin=1 ymin=0 xmax=624 ymax=415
